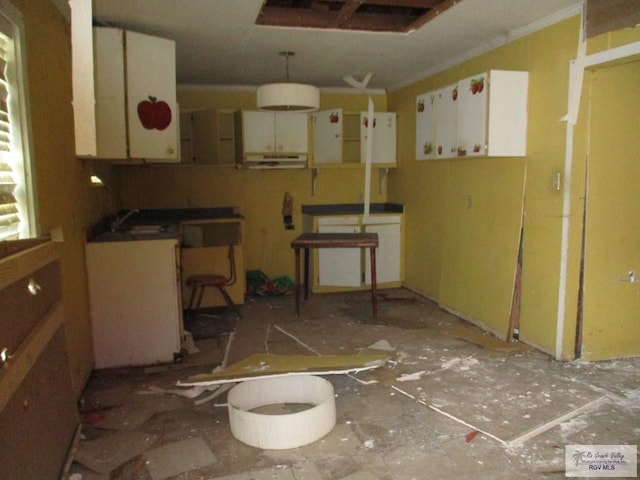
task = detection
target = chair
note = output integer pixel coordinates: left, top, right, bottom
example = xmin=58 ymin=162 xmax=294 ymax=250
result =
xmin=185 ymin=244 xmax=241 ymax=319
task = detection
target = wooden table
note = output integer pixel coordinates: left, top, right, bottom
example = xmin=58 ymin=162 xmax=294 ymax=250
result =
xmin=291 ymin=232 xmax=379 ymax=318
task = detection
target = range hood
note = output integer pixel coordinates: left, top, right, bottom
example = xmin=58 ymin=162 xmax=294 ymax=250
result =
xmin=244 ymin=154 xmax=307 ymax=170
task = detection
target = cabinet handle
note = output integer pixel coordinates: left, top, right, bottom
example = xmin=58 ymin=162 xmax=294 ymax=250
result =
xmin=27 ymin=278 xmax=41 ymax=296
xmin=167 ymin=148 xmax=175 ymax=154
xmin=1 ymin=347 xmax=10 ymax=366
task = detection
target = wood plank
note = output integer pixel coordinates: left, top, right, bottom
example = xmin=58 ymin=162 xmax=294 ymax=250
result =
xmin=0 ymin=241 xmax=60 ymax=290
xmin=0 ymin=303 xmax=64 ymax=412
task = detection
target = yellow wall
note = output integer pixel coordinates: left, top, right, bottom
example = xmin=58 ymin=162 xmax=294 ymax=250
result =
xmin=14 ymin=0 xmax=94 ymax=394
xmin=388 ymin=17 xmax=583 ymax=349
xmin=116 ymin=89 xmax=388 ymax=278
xmin=388 ymin=16 xmax=640 ymax=359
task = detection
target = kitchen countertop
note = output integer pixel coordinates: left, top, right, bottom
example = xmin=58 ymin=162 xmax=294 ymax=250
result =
xmin=301 ymin=203 xmax=403 ymax=216
xmin=88 ymin=207 xmax=243 ymax=243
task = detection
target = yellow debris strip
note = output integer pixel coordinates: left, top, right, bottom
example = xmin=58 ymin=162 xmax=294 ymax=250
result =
xmin=178 ymin=353 xmax=389 ymax=386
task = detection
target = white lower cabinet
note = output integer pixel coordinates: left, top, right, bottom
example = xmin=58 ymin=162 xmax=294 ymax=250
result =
xmin=307 ymin=214 xmax=403 ymax=291
xmin=318 ymin=218 xmax=361 ymax=287
xmin=86 ymin=239 xmax=182 ymax=369
xmin=364 ymin=220 xmax=401 ymax=285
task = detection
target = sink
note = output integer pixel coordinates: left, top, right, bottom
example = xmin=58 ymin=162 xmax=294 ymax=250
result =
xmin=90 ymin=224 xmax=178 ymax=243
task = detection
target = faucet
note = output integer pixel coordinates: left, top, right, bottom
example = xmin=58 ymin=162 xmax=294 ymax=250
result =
xmin=110 ymin=208 xmax=139 ymax=232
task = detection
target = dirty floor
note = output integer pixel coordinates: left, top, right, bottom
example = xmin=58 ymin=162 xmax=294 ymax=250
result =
xmin=68 ymin=289 xmax=640 ymax=480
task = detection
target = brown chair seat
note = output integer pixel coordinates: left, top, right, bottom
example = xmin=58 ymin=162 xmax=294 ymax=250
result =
xmin=185 ymin=244 xmax=240 ymax=319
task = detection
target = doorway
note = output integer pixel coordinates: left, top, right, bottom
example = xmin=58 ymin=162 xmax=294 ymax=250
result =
xmin=577 ymin=60 xmax=640 ymax=360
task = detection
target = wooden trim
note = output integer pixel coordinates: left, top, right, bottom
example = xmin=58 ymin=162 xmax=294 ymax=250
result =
xmin=0 ymin=241 xmax=60 ymax=290
xmin=0 ymin=302 xmax=63 ymax=412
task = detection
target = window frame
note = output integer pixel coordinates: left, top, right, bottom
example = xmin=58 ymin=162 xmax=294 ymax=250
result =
xmin=0 ymin=0 xmax=37 ymax=240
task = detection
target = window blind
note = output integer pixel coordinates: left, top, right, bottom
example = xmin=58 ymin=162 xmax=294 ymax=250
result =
xmin=0 ymin=32 xmax=19 ymax=240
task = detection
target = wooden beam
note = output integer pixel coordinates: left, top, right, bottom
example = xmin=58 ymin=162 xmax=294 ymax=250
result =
xmin=331 ymin=0 xmax=364 ymax=29
xmin=406 ymin=0 xmax=458 ymax=31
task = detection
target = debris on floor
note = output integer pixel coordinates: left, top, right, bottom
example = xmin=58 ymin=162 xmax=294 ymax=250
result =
xmin=67 ymin=290 xmax=640 ymax=479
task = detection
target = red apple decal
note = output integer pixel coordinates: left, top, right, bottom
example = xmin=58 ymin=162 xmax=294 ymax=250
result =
xmin=452 ymin=87 xmax=458 ymax=101
xmin=329 ymin=112 xmax=339 ymax=123
xmin=137 ymin=96 xmax=172 ymax=131
xmin=417 ymin=99 xmax=424 ymax=113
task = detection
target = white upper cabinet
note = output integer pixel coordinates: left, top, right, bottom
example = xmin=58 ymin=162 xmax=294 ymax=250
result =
xmin=312 ymin=109 xmax=343 ymax=164
xmin=416 ymin=70 xmax=528 ymax=160
xmin=361 ymin=112 xmax=396 ymax=165
xmin=241 ymin=111 xmax=308 ymax=155
xmin=312 ymin=109 xmax=397 ymax=166
xmin=73 ymin=26 xmax=178 ymax=162
xmin=125 ymin=30 xmax=178 ymax=162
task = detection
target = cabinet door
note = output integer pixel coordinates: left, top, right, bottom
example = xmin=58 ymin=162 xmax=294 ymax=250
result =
xmin=435 ymin=84 xmax=458 ymax=159
xmin=364 ymin=222 xmax=401 ymax=284
xmin=126 ymin=31 xmax=178 ymax=161
xmin=243 ymin=111 xmax=275 ymax=153
xmin=317 ymin=224 xmax=361 ymax=287
xmin=275 ymin=112 xmax=308 ymax=153
xmin=94 ymin=27 xmax=127 ymax=159
xmin=457 ymin=73 xmax=488 ymax=157
xmin=416 ymin=92 xmax=436 ymax=160
xmin=312 ymin=109 xmax=342 ymax=164
xmin=361 ymin=112 xmax=396 ymax=164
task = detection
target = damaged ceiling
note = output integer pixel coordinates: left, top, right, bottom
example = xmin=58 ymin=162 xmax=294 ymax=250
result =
xmin=255 ymin=0 xmax=457 ymax=33
xmin=87 ymin=0 xmax=582 ymax=89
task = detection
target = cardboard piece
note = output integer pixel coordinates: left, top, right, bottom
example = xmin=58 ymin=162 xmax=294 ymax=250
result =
xmin=228 ymin=375 xmax=336 ymax=450
xmin=179 ymin=353 xmax=388 ymax=386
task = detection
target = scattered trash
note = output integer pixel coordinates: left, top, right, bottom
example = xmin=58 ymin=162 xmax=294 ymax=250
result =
xmin=396 ymin=371 xmax=426 ymax=382
xmin=367 ymin=339 xmax=395 ymax=352
xmin=465 ymin=430 xmax=479 ymax=443
xmin=246 ymin=270 xmax=295 ymax=296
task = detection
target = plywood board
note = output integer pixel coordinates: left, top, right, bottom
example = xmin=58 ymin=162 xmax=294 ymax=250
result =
xmin=179 ymin=353 xmax=389 ymax=386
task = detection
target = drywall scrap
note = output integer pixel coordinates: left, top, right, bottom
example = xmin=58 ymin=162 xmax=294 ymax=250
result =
xmin=178 ymin=352 xmax=389 ymax=386
xmin=73 ymin=430 xmax=158 ymax=474
xmin=143 ymin=436 xmax=217 ymax=480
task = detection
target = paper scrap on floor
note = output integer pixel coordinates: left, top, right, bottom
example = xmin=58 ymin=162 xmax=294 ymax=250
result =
xmin=178 ymin=353 xmax=389 ymax=386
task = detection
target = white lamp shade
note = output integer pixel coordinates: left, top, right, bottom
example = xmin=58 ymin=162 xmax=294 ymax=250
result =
xmin=257 ymin=83 xmax=320 ymax=112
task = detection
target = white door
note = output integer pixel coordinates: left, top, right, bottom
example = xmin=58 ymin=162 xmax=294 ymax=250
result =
xmin=317 ymin=224 xmax=361 ymax=287
xmin=243 ymin=111 xmax=276 ymax=153
xmin=416 ymin=92 xmax=436 ymax=160
xmin=126 ymin=31 xmax=178 ymax=161
xmin=457 ymin=72 xmax=487 ymax=157
xmin=364 ymin=222 xmax=401 ymax=284
xmin=312 ymin=109 xmax=342 ymax=164
xmin=94 ymin=27 xmax=127 ymax=159
xmin=435 ymin=83 xmax=458 ymax=159
xmin=275 ymin=112 xmax=308 ymax=153
xmin=361 ymin=112 xmax=396 ymax=164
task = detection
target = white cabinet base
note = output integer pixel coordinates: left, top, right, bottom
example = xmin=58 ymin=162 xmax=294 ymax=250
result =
xmin=86 ymin=239 xmax=182 ymax=369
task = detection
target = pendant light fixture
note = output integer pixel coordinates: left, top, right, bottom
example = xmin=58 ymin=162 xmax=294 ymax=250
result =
xmin=256 ymin=51 xmax=319 ymax=112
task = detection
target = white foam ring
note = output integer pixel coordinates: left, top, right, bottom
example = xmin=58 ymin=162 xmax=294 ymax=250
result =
xmin=227 ymin=375 xmax=336 ymax=450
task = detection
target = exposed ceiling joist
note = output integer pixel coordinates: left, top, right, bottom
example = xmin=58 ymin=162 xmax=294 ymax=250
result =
xmin=256 ymin=0 xmax=457 ymax=33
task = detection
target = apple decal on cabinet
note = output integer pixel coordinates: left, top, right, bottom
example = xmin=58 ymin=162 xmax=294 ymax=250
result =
xmin=137 ymin=95 xmax=172 ymax=130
